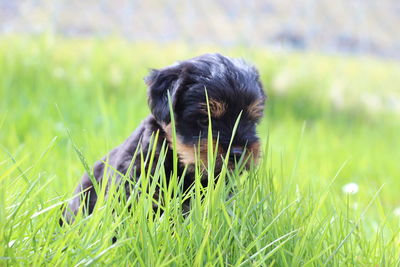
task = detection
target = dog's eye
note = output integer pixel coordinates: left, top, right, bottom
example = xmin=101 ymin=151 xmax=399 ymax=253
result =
xmin=197 ymin=118 xmax=208 ymax=127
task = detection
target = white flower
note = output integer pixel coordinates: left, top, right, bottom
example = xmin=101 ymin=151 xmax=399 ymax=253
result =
xmin=394 ymin=207 xmax=400 ymax=216
xmin=342 ymin=183 xmax=359 ymax=195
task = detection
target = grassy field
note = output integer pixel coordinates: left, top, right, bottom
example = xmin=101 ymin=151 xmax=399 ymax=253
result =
xmin=1 ymin=35 xmax=400 ymax=266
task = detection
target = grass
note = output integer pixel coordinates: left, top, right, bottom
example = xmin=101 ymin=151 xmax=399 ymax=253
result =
xmin=1 ymin=35 xmax=400 ymax=266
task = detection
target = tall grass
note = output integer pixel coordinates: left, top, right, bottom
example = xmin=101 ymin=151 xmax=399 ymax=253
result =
xmin=1 ymin=35 xmax=399 ymax=265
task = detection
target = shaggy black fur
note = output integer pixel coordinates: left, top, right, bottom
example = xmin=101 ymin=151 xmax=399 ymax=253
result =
xmin=63 ymin=53 xmax=265 ymax=223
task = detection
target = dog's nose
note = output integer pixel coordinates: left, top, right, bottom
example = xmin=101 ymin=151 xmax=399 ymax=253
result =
xmin=229 ymin=147 xmax=244 ymax=161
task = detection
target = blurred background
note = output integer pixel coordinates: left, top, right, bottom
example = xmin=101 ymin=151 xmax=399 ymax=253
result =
xmin=1 ymin=0 xmax=400 ymax=238
xmin=1 ymin=0 xmax=400 ymax=59
xmin=1 ymin=1 xmax=400 ymax=264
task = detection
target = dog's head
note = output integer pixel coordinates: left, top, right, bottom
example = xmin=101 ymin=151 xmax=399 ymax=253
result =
xmin=146 ymin=53 xmax=265 ymax=172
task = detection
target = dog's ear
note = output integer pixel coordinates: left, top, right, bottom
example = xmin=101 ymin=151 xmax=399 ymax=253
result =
xmin=145 ymin=64 xmax=186 ymax=124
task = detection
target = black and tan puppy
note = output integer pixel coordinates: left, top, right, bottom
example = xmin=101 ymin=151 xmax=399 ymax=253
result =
xmin=64 ymin=53 xmax=265 ymax=222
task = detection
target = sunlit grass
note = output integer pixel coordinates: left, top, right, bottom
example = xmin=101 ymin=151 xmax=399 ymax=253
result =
xmin=1 ymin=35 xmax=399 ymax=265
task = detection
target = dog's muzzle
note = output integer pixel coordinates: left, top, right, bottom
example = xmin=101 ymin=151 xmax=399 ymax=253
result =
xmin=229 ymin=146 xmax=244 ymax=162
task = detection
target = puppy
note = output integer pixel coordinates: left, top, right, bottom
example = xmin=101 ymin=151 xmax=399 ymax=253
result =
xmin=63 ymin=53 xmax=265 ymax=223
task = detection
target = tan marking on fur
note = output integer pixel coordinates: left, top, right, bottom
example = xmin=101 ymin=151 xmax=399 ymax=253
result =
xmin=199 ymin=99 xmax=227 ymax=118
xmin=247 ymin=99 xmax=264 ymax=120
xmin=248 ymin=141 xmax=261 ymax=164
xmin=162 ymin=124 xmax=264 ymax=181
xmin=162 ymin=123 xmax=224 ymax=175
xmin=162 ymin=123 xmax=196 ymax=165
xmin=197 ymin=139 xmax=225 ymax=179
xmin=197 ymin=139 xmax=224 ymax=164
xmin=177 ymin=138 xmax=223 ymax=168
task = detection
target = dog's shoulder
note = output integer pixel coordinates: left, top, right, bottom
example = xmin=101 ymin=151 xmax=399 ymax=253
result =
xmin=65 ymin=115 xmax=167 ymax=222
xmin=118 ymin=115 xmax=165 ymax=155
xmin=106 ymin=115 xmax=167 ymax=174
